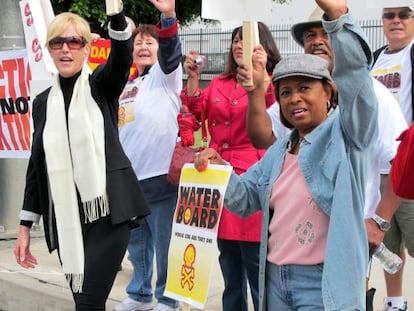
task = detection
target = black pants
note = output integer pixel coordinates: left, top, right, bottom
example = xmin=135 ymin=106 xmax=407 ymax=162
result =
xmin=70 ymin=215 xmax=130 ymax=310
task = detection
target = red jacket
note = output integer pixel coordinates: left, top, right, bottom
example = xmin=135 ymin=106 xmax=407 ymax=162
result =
xmin=181 ymin=73 xmax=275 ymax=241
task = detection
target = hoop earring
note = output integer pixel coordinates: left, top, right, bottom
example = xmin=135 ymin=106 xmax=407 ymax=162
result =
xmin=327 ymin=100 xmax=331 ymax=112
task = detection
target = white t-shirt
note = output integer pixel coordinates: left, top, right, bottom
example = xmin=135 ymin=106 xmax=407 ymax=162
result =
xmin=118 ymin=63 xmax=182 ymax=180
xmin=364 ymin=78 xmax=407 ymax=218
xmin=267 ymin=101 xmax=291 ymax=139
xmin=267 ymin=78 xmax=407 ymax=218
xmin=371 ymin=41 xmax=414 ymax=125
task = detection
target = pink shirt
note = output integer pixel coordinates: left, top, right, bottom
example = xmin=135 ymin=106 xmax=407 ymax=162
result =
xmin=267 ymin=152 xmax=329 ymax=265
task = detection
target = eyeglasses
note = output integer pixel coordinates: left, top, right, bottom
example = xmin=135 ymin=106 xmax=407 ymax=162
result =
xmin=48 ymin=36 xmax=87 ymax=50
xmin=382 ymin=11 xmax=414 ymax=20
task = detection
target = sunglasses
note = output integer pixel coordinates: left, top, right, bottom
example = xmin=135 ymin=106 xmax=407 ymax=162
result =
xmin=382 ymin=11 xmax=414 ymax=20
xmin=48 ymin=36 xmax=87 ymax=50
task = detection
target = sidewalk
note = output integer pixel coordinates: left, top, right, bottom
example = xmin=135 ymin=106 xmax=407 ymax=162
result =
xmin=0 ymin=233 xmax=225 ymax=311
xmin=1 ymin=232 xmax=413 ymax=311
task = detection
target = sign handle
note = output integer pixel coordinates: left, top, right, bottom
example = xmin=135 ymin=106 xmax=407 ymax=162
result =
xmin=242 ymin=21 xmax=259 ymax=86
xmin=106 ymin=0 xmax=123 ymax=16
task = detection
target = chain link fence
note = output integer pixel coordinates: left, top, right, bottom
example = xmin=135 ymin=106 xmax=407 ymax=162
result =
xmin=180 ymin=20 xmax=387 ymax=80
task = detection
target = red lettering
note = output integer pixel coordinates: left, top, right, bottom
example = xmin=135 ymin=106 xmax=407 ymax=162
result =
xmin=32 ymin=38 xmax=43 ymax=62
xmin=17 ymin=57 xmax=28 ymax=98
xmin=24 ymin=3 xmax=33 ymax=27
xmin=0 ymin=111 xmax=31 ymax=151
xmin=2 ymin=59 xmax=18 ymax=99
xmin=0 ymin=58 xmax=30 ymax=100
xmin=15 ymin=111 xmax=31 ymax=150
xmin=3 ymin=114 xmax=20 ymax=150
xmin=0 ymin=114 xmax=12 ymax=151
xmin=27 ymin=61 xmax=31 ymax=85
xmin=0 ymin=61 xmax=4 ymax=98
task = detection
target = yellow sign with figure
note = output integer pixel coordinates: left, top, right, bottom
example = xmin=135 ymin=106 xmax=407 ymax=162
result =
xmin=165 ymin=163 xmax=232 ymax=309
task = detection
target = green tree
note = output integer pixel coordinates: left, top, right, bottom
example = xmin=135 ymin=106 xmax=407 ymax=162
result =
xmin=51 ymin=0 xmax=202 ymax=36
xmin=51 ymin=0 xmax=291 ymax=37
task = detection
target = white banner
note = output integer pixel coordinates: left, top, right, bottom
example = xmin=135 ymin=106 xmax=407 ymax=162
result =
xmin=201 ymin=0 xmax=272 ymax=22
xmin=19 ymin=0 xmax=55 ymax=97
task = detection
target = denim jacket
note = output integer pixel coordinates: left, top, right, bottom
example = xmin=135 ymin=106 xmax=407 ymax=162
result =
xmin=224 ymin=13 xmax=378 ymax=311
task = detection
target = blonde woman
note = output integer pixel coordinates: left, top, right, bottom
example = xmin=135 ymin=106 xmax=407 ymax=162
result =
xmin=14 ymin=9 xmax=150 ymax=310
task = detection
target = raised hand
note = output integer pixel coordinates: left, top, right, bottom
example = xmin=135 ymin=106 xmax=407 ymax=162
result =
xmin=237 ymin=44 xmax=267 ymax=93
xmin=315 ymin=0 xmax=347 ymax=20
xmin=148 ymin=0 xmax=175 ymax=18
xmin=183 ymin=50 xmax=202 ymax=79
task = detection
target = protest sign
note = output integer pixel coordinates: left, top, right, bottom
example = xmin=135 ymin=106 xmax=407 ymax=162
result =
xmin=88 ymin=39 xmax=111 ymax=71
xmin=165 ymin=163 xmax=232 ymax=309
xmin=0 ymin=49 xmax=31 ymax=158
xmin=88 ymin=39 xmax=137 ymax=77
xmin=201 ymin=0 xmax=272 ymax=21
xmin=19 ymin=0 xmax=55 ymax=81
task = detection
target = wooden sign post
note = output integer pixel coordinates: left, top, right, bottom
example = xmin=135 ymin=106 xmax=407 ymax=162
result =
xmin=242 ymin=21 xmax=259 ymax=86
xmin=106 ymin=0 xmax=123 ymax=16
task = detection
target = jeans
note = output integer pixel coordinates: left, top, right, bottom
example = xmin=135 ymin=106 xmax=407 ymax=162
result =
xmin=217 ymin=239 xmax=260 ymax=311
xmin=126 ymin=175 xmax=179 ymax=308
xmin=265 ymin=262 xmax=324 ymax=310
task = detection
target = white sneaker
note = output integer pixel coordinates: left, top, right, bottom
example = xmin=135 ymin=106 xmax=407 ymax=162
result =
xmin=382 ymin=300 xmax=408 ymax=311
xmin=153 ymin=303 xmax=180 ymax=311
xmin=114 ymin=297 xmax=155 ymax=311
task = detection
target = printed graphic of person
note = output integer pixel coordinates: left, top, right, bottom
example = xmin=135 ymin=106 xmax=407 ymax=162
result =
xmin=181 ymin=244 xmax=196 ymax=290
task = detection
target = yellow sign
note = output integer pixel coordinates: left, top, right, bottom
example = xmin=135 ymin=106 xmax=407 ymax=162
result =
xmin=165 ymin=164 xmax=232 ymax=309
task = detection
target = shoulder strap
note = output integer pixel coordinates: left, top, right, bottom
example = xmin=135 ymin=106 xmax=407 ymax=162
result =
xmin=373 ymin=45 xmax=387 ymax=65
xmin=200 ymin=110 xmax=208 ymax=148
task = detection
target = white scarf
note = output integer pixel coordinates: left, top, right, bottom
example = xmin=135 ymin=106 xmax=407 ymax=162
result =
xmin=43 ymin=64 xmax=109 ymax=293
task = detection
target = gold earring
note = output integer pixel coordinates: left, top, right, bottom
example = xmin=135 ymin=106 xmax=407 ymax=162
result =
xmin=327 ymin=100 xmax=331 ymax=111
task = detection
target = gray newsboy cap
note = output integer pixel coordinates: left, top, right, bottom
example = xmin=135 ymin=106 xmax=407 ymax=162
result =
xmin=272 ymin=54 xmax=332 ymax=84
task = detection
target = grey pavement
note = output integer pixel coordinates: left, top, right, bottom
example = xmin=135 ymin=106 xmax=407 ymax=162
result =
xmin=0 ymin=230 xmax=413 ymax=311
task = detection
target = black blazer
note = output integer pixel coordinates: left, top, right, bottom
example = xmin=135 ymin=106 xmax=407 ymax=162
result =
xmin=22 ymin=33 xmax=150 ymax=252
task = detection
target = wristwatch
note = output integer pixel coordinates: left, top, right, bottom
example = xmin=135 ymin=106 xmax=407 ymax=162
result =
xmin=371 ymin=214 xmax=391 ymax=232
